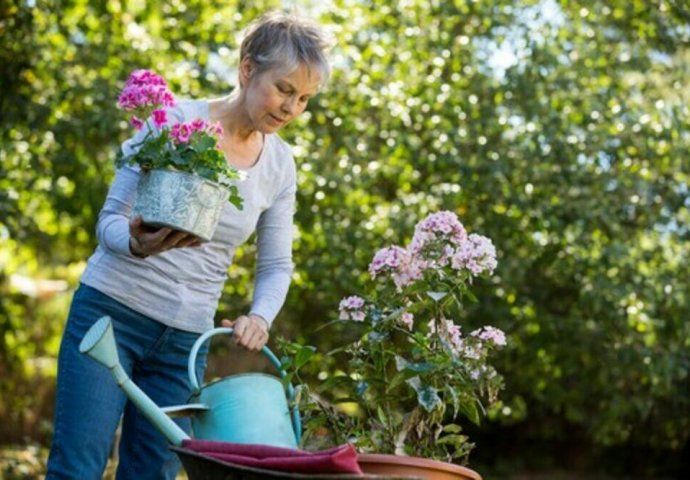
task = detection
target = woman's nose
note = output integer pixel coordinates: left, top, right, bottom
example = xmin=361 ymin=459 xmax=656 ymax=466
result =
xmin=281 ymin=97 xmax=296 ymax=116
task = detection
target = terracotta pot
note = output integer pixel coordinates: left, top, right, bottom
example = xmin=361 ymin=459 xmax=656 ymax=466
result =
xmin=357 ymin=453 xmax=482 ymax=480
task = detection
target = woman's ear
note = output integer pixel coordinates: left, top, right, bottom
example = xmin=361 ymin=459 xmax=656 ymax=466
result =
xmin=239 ymin=57 xmax=254 ymax=88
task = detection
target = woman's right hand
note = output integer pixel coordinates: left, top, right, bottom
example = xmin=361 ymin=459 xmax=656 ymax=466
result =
xmin=128 ymin=216 xmax=202 ymax=258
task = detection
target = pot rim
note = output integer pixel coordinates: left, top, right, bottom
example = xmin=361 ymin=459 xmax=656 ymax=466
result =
xmin=143 ymin=167 xmax=225 ymax=188
xmin=357 ymin=453 xmax=482 ymax=479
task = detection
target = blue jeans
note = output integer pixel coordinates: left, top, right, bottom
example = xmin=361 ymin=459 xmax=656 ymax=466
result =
xmin=46 ymin=284 xmax=209 ymax=480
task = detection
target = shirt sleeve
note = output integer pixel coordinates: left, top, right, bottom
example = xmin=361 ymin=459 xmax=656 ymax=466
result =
xmin=249 ymin=167 xmax=297 ymax=328
xmin=96 ymin=112 xmax=162 ymax=257
xmin=96 ymin=104 xmax=186 ymax=257
xmin=95 ymin=166 xmax=141 ymax=257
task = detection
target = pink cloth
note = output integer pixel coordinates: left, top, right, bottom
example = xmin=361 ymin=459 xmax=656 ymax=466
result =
xmin=181 ymin=439 xmax=363 ymax=474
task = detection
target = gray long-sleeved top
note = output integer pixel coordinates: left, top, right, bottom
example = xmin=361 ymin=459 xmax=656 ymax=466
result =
xmin=81 ymin=99 xmax=296 ymax=333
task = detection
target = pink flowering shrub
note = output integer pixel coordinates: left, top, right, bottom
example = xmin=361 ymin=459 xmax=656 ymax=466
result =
xmin=301 ymin=211 xmax=506 ymax=462
xmin=114 ymin=69 xmax=242 ymax=209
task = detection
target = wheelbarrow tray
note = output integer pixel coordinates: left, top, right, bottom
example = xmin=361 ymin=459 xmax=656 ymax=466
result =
xmin=171 ymin=447 xmax=421 ymax=480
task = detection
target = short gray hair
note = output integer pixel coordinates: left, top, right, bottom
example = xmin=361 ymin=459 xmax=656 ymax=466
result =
xmin=240 ymin=12 xmax=333 ymax=88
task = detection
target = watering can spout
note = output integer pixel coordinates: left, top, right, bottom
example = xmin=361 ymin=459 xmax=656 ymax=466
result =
xmin=79 ymin=316 xmax=190 ymax=446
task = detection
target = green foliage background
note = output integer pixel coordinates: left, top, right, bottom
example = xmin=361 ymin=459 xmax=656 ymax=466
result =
xmin=1 ymin=0 xmax=689 ymax=476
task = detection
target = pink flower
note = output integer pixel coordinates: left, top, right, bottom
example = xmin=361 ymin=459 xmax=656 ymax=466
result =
xmin=191 ymin=118 xmax=207 ymax=132
xmin=152 ymin=109 xmax=168 ymax=128
xmin=117 ymin=70 xmax=176 ymax=112
xmin=408 ymin=211 xmax=467 ymax=267
xmin=170 ymin=123 xmax=193 ymax=144
xmin=338 ymin=295 xmax=367 ymax=322
xmin=470 ymin=326 xmax=506 ymax=346
xmin=124 ymin=69 xmax=168 ymax=88
xmin=410 ymin=211 xmax=467 ymax=250
xmin=427 ymin=318 xmax=464 ymax=353
xmin=451 ymin=234 xmax=498 ymax=275
xmin=369 ymin=246 xmax=407 ymax=276
xmin=369 ymin=246 xmax=423 ymax=290
xmin=340 ymin=295 xmax=365 ymax=310
xmin=117 ymin=84 xmax=175 ymax=110
xmin=400 ymin=312 xmax=414 ymax=330
xmin=210 ymin=122 xmax=224 ymax=137
xmin=130 ymin=116 xmax=145 ymax=130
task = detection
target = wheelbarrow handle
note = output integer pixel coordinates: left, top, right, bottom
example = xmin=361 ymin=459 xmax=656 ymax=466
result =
xmin=187 ymin=327 xmax=302 ymax=444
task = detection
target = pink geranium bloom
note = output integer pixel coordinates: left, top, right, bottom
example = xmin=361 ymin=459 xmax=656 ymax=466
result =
xmin=170 ymin=123 xmax=193 ymax=144
xmin=117 ymin=69 xmax=176 ymax=112
xmin=124 ymin=69 xmax=169 ymax=88
xmin=152 ymin=109 xmax=168 ymax=128
xmin=190 ymin=118 xmax=206 ymax=132
xmin=130 ymin=116 xmax=145 ymax=130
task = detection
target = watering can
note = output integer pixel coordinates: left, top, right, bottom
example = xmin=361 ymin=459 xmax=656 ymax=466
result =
xmin=79 ymin=316 xmax=301 ymax=448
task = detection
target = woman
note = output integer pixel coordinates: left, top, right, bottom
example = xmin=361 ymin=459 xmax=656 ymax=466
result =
xmin=46 ymin=12 xmax=331 ymax=479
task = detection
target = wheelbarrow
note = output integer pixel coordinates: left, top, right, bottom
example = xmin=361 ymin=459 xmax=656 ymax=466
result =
xmin=79 ymin=316 xmax=420 ymax=480
xmin=170 ymin=446 xmax=416 ymax=480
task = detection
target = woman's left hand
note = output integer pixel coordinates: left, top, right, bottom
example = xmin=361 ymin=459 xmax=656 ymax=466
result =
xmin=221 ymin=315 xmax=269 ymax=352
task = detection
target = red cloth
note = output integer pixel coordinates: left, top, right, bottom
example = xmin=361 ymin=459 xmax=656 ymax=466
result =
xmin=181 ymin=439 xmax=363 ymax=474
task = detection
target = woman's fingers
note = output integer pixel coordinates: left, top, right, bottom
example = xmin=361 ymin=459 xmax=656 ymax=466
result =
xmin=177 ymin=236 xmax=203 ymax=248
xmin=160 ymin=230 xmax=188 ymax=249
xmin=245 ymin=327 xmax=268 ymax=352
xmin=225 ymin=316 xmax=269 ymax=352
xmin=129 ymin=216 xmax=202 ymax=255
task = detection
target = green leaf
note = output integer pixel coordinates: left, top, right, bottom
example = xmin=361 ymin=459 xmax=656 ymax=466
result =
xmin=377 ymin=405 xmax=388 ymax=424
xmin=368 ymin=331 xmax=387 ymax=343
xmin=459 ymin=397 xmax=481 ymax=425
xmin=446 ymin=385 xmax=460 ymax=418
xmin=194 ymin=134 xmax=217 ymax=153
xmin=395 ymin=355 xmax=435 ymax=373
xmin=294 ymin=345 xmax=316 ymax=370
xmin=443 ymin=424 xmax=463 ymax=434
xmin=427 ymin=291 xmax=448 ymax=302
xmin=406 ymin=376 xmax=442 ymax=412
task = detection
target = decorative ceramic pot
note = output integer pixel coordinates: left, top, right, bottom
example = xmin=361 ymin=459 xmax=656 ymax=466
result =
xmin=132 ymin=169 xmax=229 ymax=242
xmin=357 ymin=453 xmax=482 ymax=480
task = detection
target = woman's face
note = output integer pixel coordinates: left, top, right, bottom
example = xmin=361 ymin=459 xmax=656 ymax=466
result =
xmin=241 ymin=60 xmax=322 ymax=134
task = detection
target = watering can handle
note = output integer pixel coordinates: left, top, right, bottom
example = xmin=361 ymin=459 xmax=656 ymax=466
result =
xmin=187 ymin=327 xmax=302 ymax=444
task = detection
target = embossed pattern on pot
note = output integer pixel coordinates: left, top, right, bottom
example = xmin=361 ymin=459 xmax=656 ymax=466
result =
xmin=132 ymin=169 xmax=230 ymax=241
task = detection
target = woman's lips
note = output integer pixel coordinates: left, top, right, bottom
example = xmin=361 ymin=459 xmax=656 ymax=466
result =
xmin=269 ymin=114 xmax=286 ymax=125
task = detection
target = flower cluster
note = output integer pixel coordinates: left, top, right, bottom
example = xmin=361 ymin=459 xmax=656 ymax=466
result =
xmin=369 ymin=211 xmax=497 ymax=293
xmin=338 ymin=295 xmax=367 ymax=322
xmin=115 ymin=69 xmax=243 ymax=209
xmin=470 ymin=325 xmax=507 ymax=347
xmin=318 ymin=211 xmax=506 ymax=463
xmin=368 ymin=246 xmax=423 ymax=290
xmin=170 ymin=119 xmax=224 ymax=145
xmin=116 ymin=70 xmax=176 ymax=130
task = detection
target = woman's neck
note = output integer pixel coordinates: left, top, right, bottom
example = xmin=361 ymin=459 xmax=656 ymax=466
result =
xmin=209 ymin=94 xmax=261 ymax=143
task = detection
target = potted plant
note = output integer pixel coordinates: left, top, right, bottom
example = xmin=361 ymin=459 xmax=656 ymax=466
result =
xmin=115 ymin=69 xmax=243 ymax=241
xmin=281 ymin=211 xmax=506 ymax=479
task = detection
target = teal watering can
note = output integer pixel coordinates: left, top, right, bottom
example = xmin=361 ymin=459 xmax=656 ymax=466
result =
xmin=79 ymin=316 xmax=301 ymax=449
xmin=161 ymin=327 xmax=302 ymax=447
